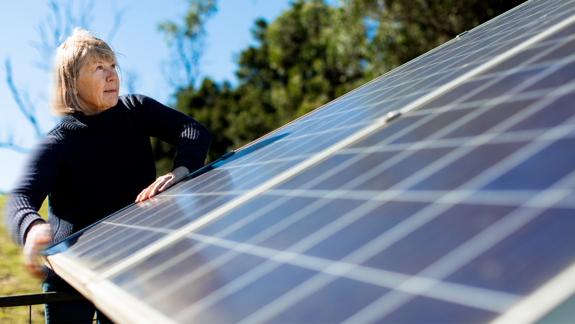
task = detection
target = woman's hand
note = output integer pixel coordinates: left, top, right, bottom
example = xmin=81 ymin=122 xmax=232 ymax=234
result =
xmin=135 ymin=166 xmax=189 ymax=203
xmin=23 ymin=222 xmax=54 ymax=279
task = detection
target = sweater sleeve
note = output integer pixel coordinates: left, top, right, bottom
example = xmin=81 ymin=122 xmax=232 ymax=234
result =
xmin=132 ymin=95 xmax=212 ymax=173
xmin=5 ymin=139 xmax=59 ymax=246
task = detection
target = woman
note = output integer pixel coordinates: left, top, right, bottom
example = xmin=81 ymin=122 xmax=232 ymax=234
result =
xmin=5 ymin=28 xmax=212 ymax=323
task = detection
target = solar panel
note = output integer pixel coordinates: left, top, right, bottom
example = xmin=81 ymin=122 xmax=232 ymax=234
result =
xmin=43 ymin=0 xmax=575 ymax=323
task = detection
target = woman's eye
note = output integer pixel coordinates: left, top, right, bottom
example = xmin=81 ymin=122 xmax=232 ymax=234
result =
xmin=96 ymin=65 xmax=103 ymax=70
xmin=111 ymin=64 xmax=116 ymax=69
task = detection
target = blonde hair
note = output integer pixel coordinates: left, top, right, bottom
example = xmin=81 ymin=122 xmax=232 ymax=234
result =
xmin=51 ymin=28 xmax=118 ymax=115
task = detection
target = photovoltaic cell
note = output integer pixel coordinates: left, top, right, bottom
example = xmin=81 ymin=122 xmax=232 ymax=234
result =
xmin=44 ymin=1 xmax=575 ymax=323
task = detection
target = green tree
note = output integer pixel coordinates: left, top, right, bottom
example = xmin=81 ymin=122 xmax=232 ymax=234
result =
xmin=347 ymin=0 xmax=527 ymax=77
xmin=154 ymin=0 xmax=527 ymax=175
xmin=156 ymin=0 xmax=367 ymax=172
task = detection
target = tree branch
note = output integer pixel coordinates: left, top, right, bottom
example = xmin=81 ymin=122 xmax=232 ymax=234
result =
xmin=158 ymin=0 xmax=217 ymax=89
xmin=4 ymin=58 xmax=43 ymax=139
xmin=107 ymin=3 xmax=127 ymax=43
xmin=31 ymin=0 xmax=95 ymax=71
xmin=0 ymin=141 xmax=33 ymax=154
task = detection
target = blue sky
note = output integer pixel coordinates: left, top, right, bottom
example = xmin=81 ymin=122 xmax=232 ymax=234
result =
xmin=0 ymin=0 xmax=337 ymax=192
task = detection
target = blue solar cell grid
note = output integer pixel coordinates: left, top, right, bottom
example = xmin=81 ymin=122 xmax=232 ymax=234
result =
xmin=44 ymin=1 xmax=575 ymax=323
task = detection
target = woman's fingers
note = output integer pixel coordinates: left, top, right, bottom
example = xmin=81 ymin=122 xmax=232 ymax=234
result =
xmin=24 ymin=245 xmax=44 ymax=278
xmin=135 ymin=175 xmax=174 ymax=203
xmin=158 ymin=180 xmax=172 ymax=192
xmin=135 ymin=187 xmax=148 ymax=203
xmin=135 ymin=166 xmax=190 ymax=203
xmin=137 ymin=187 xmax=151 ymax=202
xmin=23 ymin=223 xmax=53 ymax=279
xmin=35 ymin=224 xmax=53 ymax=242
xmin=149 ymin=176 xmax=170 ymax=197
xmin=136 ymin=185 xmax=152 ymax=202
xmin=147 ymin=177 xmax=168 ymax=199
xmin=158 ymin=174 xmax=176 ymax=192
xmin=136 ymin=179 xmax=159 ymax=202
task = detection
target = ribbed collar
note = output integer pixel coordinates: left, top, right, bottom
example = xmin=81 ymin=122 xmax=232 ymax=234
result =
xmin=60 ymin=105 xmax=119 ymax=132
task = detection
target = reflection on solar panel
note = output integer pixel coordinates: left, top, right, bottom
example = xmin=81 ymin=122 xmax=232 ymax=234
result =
xmin=44 ymin=0 xmax=575 ymax=322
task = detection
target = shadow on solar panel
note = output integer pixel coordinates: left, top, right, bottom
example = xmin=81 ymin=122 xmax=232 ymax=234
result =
xmin=42 ymin=1 xmax=575 ymax=323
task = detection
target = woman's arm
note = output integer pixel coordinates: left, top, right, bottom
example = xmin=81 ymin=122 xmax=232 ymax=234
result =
xmin=127 ymin=95 xmax=212 ymax=202
xmin=6 ymin=140 xmax=59 ymax=245
xmin=5 ymin=139 xmax=59 ymax=277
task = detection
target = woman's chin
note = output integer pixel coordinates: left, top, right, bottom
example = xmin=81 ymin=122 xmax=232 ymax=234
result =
xmin=104 ymin=97 xmax=119 ymax=109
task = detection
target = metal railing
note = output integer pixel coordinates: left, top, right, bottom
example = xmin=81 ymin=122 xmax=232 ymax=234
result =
xmin=0 ymin=291 xmax=91 ymax=324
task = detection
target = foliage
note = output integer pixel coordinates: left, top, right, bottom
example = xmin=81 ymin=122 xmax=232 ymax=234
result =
xmin=0 ymin=195 xmax=48 ymax=323
xmin=153 ymin=0 xmax=526 ymax=174
xmin=346 ymin=0 xmax=528 ymax=78
xmin=154 ymin=0 xmax=365 ymax=170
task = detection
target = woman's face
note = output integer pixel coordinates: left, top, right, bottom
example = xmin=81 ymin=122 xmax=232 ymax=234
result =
xmin=76 ymin=54 xmax=120 ymax=114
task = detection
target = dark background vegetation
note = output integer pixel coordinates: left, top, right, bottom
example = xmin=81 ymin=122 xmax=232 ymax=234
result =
xmin=152 ymin=0 xmax=527 ymax=174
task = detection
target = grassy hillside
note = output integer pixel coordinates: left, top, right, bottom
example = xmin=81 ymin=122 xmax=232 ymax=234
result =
xmin=0 ymin=195 xmax=47 ymax=323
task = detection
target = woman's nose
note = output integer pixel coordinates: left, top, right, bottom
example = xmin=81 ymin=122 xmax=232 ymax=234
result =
xmin=107 ymin=69 xmax=118 ymax=82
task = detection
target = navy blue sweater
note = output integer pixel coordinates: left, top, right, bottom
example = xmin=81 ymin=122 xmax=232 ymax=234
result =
xmin=6 ymin=94 xmax=212 ymax=255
